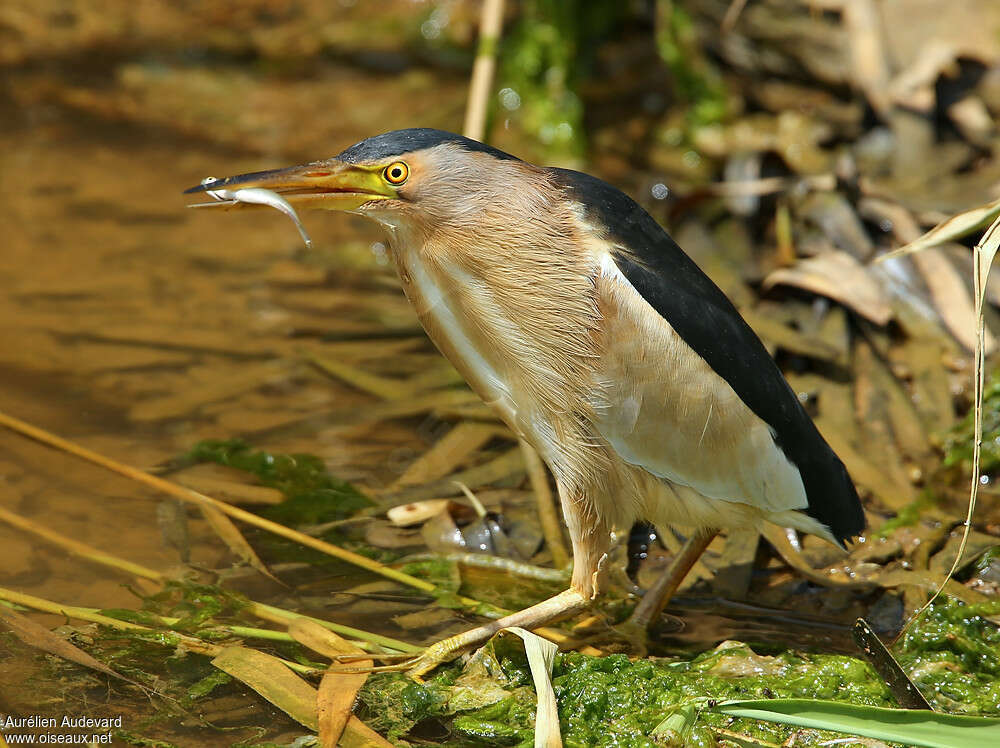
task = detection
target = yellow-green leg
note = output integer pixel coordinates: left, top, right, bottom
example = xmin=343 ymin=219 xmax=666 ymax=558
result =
xmin=627 ymin=527 xmax=719 ymax=629
xmin=404 ymin=483 xmax=611 ymax=678
xmin=586 ymin=528 xmax=718 ymax=656
xmin=406 ymin=588 xmax=590 ymax=677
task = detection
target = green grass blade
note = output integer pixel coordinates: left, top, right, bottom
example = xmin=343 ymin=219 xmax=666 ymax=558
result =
xmin=710 ymin=699 xmax=1000 ymax=748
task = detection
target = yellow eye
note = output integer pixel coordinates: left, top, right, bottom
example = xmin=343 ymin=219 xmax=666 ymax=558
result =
xmin=383 ymin=161 xmax=409 ymax=185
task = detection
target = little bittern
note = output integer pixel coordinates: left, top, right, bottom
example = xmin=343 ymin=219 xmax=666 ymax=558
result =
xmin=186 ymin=129 xmax=864 ymax=674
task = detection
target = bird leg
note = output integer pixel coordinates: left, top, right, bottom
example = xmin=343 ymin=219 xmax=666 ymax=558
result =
xmin=404 ymin=486 xmax=611 ymax=679
xmin=405 ymin=588 xmax=590 ymax=678
xmin=575 ymin=528 xmax=719 ymax=657
xmin=627 ymin=527 xmax=719 ymax=630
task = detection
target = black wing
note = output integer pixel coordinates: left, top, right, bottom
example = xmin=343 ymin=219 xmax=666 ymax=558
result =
xmin=548 ymin=167 xmax=864 ymax=545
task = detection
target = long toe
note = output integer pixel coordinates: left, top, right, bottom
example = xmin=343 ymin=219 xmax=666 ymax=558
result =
xmin=404 ymin=637 xmax=468 ymax=679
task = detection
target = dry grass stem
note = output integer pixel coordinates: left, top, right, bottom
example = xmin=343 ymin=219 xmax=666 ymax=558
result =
xmin=519 ymin=439 xmax=570 ymax=569
xmin=463 ymin=0 xmax=506 ymax=142
xmin=304 ymin=349 xmax=417 ymax=400
xmin=390 ymin=421 xmax=498 ymax=488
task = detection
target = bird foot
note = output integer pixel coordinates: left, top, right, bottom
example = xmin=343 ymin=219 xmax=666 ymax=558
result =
xmin=402 ymin=635 xmax=472 ymax=679
xmin=398 ymin=588 xmax=593 ymax=679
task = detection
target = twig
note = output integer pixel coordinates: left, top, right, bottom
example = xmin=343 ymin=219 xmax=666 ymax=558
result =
xmin=0 ymin=409 xmax=503 ymax=619
xmin=519 ymin=439 xmax=570 ymax=569
xmin=463 ymin=0 xmax=506 ymax=141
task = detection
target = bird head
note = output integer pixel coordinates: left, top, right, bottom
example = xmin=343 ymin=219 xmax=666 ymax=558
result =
xmin=184 ymin=128 xmax=545 ymax=243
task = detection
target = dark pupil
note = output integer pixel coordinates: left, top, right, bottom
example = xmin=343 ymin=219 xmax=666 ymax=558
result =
xmin=391 ymin=167 xmax=402 ymax=179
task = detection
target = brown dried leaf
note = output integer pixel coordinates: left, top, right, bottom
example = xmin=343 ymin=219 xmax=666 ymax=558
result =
xmin=211 ymin=646 xmax=318 ymax=730
xmin=175 ymin=472 xmax=285 ymax=505
xmin=928 ymin=530 xmax=1000 ymax=577
xmin=0 ymin=605 xmax=130 ymax=683
xmin=284 ymin=621 xmax=384 ymax=748
xmin=854 ymin=340 xmax=930 ymax=461
xmin=844 ymin=0 xmax=891 ymax=115
xmin=853 ymin=343 xmax=924 ymax=504
xmin=763 ymin=251 xmax=891 ymax=325
xmin=319 ymin=665 xmax=371 ymax=748
xmin=761 ymin=525 xmax=875 ymax=590
xmin=391 ymin=447 xmax=526 ymax=502
xmin=287 ymin=618 xmax=366 ymax=659
xmin=878 ymin=195 xmax=1000 ymax=261
xmin=910 ymin=246 xmax=995 ymax=353
xmin=712 ymin=529 xmax=759 ymax=601
xmin=306 ymin=351 xmax=414 ymax=400
xmin=339 ymin=718 xmax=394 ymax=748
xmin=742 ymin=308 xmax=845 ymax=361
xmin=196 ymin=504 xmax=277 ymax=583
xmin=129 ymin=360 xmax=295 ymax=421
xmin=876 ymin=569 xmax=993 ymax=606
xmin=888 ymin=40 xmax=958 ymax=111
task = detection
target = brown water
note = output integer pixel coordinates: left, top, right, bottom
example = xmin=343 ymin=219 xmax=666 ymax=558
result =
xmin=0 ymin=44 xmax=485 ymax=741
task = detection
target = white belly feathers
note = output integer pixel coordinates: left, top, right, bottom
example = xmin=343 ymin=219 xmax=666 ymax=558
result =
xmin=591 ymin=254 xmax=810 ymax=516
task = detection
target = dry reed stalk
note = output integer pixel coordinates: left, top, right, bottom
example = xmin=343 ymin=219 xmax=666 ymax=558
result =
xmin=519 ymin=438 xmax=570 ymax=569
xmin=463 ymin=0 xmax=506 ymax=142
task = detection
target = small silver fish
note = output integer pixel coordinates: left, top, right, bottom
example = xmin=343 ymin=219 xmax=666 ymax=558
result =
xmin=199 ymin=181 xmax=313 ymax=249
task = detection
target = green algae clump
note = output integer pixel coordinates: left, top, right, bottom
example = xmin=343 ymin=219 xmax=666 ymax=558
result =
xmin=359 ymin=640 xmax=895 ymax=746
xmin=894 ymin=598 xmax=1000 ymax=714
xmin=186 ymin=438 xmax=372 ymax=523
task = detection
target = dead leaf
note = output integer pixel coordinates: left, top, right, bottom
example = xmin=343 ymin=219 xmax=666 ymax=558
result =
xmin=877 ymin=194 xmax=1000 ymax=261
xmin=391 ymin=421 xmax=499 ymax=488
xmin=211 ymin=645 xmax=319 ymax=730
xmin=338 ymin=718 xmax=394 ymax=748
xmin=500 ymin=628 xmax=562 ymax=748
xmin=887 ymin=40 xmax=957 ymax=111
xmin=0 ymin=605 xmax=132 ymax=684
xmin=306 ymin=350 xmax=414 ymax=400
xmin=197 ymin=504 xmax=278 ymax=583
xmin=287 ymin=618 xmax=366 ymax=659
xmin=910 ymin=246 xmax=994 ymax=353
xmin=712 ymin=529 xmax=759 ymax=601
xmin=175 ymin=473 xmax=285 ymax=505
xmin=211 ymin=643 xmax=390 ymax=747
xmin=319 ymin=665 xmax=371 ymax=747
xmin=129 ymin=360 xmax=296 ymax=421
xmin=742 ymin=307 xmax=845 ymax=361
xmin=763 ymin=250 xmax=891 ymax=325
xmin=844 ymin=0 xmax=891 ymax=116
xmin=282 ymin=621 xmax=383 ymax=748
xmin=761 ymin=525 xmax=875 ymax=590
